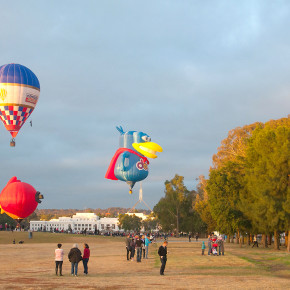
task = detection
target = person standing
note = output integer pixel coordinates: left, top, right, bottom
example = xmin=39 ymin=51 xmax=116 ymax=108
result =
xmin=125 ymin=234 xmax=131 ymax=261
xmin=82 ymin=243 xmax=90 ymax=275
xmin=135 ymin=235 xmax=143 ymax=262
xmin=207 ymin=234 xmax=212 ymax=255
xmin=219 ymin=237 xmax=225 ymax=255
xmin=144 ymin=235 xmax=151 ymax=259
xmin=188 ymin=233 xmax=192 ymax=242
xmin=158 ymin=241 xmax=168 ymax=275
xmin=196 ymin=233 xmax=199 ymax=242
xmin=141 ymin=235 xmax=146 ymax=258
xmin=55 ymin=243 xmax=64 ymax=276
xmin=201 ymin=241 xmax=206 ymax=255
xmin=130 ymin=237 xmax=136 ymax=261
xmin=68 ymin=243 xmax=82 ymax=276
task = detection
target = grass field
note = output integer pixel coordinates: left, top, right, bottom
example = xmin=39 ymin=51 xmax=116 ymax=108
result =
xmin=0 ymin=232 xmax=289 ymax=289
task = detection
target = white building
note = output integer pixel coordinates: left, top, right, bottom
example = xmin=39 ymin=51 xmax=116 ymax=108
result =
xmin=30 ymin=213 xmax=120 ymax=233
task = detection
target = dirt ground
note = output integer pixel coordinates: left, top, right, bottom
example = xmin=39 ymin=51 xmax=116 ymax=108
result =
xmin=0 ymin=234 xmax=289 ymax=289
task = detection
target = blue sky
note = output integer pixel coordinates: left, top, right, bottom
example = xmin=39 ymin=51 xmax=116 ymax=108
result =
xmin=0 ymin=1 xmax=289 ymax=209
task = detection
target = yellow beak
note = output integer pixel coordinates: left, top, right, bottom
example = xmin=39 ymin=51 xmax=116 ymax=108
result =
xmin=132 ymin=142 xmax=163 ymax=159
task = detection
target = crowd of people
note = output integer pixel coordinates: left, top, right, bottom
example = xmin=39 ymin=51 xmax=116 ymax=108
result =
xmin=53 ymin=233 xmax=226 ymax=277
xmin=54 ymin=243 xmax=90 ymax=276
xmin=206 ymin=233 xmax=225 ymax=256
xmin=125 ymin=234 xmax=153 ymax=262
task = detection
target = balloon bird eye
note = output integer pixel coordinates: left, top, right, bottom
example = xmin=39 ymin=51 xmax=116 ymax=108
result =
xmin=142 ymin=136 xmax=151 ymax=142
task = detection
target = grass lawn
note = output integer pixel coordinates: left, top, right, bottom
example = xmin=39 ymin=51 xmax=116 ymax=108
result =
xmin=0 ymin=232 xmax=289 ymax=289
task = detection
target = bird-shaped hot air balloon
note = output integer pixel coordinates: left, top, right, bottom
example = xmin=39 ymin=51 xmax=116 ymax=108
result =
xmin=105 ymin=126 xmax=163 ymax=194
xmin=0 ymin=177 xmax=43 ymax=223
xmin=0 ymin=63 xmax=40 ymax=146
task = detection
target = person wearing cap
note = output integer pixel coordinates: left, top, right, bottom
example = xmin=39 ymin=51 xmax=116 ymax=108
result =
xmin=68 ymin=243 xmax=82 ymax=276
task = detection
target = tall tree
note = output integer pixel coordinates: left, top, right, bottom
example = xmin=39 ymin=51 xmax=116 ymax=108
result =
xmin=207 ymin=162 xmax=251 ymax=237
xmin=154 ymin=175 xmax=187 ymax=236
xmin=118 ymin=214 xmax=142 ymax=231
xmin=212 ymin=123 xmax=260 ymax=169
xmin=242 ymin=121 xmax=290 ymax=250
xmin=194 ymin=175 xmax=216 ymax=233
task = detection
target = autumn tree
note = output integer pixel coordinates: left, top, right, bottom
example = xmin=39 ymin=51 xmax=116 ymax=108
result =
xmin=207 ymin=162 xmax=251 ymax=240
xmin=242 ymin=121 xmax=290 ymax=250
xmin=212 ymin=122 xmax=260 ymax=169
xmin=194 ymin=175 xmax=216 ymax=233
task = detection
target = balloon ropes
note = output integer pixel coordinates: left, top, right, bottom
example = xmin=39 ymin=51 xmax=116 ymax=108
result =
xmin=0 ymin=63 xmax=40 ymax=146
xmin=0 ymin=177 xmax=43 ymax=224
xmin=105 ymin=126 xmax=163 ymax=194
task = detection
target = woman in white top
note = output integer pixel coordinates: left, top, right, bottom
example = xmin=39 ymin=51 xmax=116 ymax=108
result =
xmin=55 ymin=243 xmax=64 ymax=276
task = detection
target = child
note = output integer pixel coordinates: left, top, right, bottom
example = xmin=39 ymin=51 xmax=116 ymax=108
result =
xmin=201 ymin=241 xmax=206 ymax=255
xmin=212 ymin=241 xmax=218 ymax=256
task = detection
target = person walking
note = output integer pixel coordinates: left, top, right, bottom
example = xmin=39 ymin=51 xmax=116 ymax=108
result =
xmin=135 ymin=235 xmax=143 ymax=262
xmin=55 ymin=243 xmax=64 ymax=276
xmin=82 ymin=243 xmax=90 ymax=275
xmin=201 ymin=241 xmax=206 ymax=255
xmin=68 ymin=243 xmax=82 ymax=276
xmin=188 ymin=233 xmax=191 ymax=242
xmin=158 ymin=241 xmax=168 ymax=275
xmin=144 ymin=235 xmax=151 ymax=259
xmin=252 ymin=235 xmax=259 ymax=248
xmin=125 ymin=234 xmax=131 ymax=261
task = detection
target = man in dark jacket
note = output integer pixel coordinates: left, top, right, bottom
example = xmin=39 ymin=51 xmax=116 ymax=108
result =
xmin=68 ymin=243 xmax=82 ymax=276
xmin=125 ymin=234 xmax=131 ymax=260
xmin=135 ymin=235 xmax=143 ymax=262
xmin=158 ymin=241 xmax=168 ymax=275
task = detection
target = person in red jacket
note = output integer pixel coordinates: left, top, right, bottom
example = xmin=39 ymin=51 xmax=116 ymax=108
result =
xmin=82 ymin=243 xmax=90 ymax=275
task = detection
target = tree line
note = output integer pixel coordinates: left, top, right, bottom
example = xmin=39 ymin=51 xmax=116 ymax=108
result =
xmin=153 ymin=117 xmax=289 ymax=251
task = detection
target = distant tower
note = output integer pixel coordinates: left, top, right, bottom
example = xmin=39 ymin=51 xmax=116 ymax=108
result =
xmin=128 ymin=182 xmax=152 ymax=212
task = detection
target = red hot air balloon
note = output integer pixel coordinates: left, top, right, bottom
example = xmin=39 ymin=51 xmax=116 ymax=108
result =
xmin=0 ymin=177 xmax=43 ymax=223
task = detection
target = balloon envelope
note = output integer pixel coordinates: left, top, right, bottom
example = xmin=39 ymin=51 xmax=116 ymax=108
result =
xmin=0 ymin=63 xmax=40 ymax=138
xmin=0 ymin=177 xmax=39 ymax=220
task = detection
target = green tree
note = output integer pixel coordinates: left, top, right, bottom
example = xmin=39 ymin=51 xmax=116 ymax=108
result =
xmin=194 ymin=175 xmax=216 ymax=233
xmin=142 ymin=213 xmax=158 ymax=232
xmin=118 ymin=214 xmax=142 ymax=231
xmin=242 ymin=122 xmax=290 ymax=250
xmin=207 ymin=162 xmax=251 ymax=238
xmin=154 ymin=175 xmax=188 ymax=236
xmin=0 ymin=213 xmax=17 ymax=228
xmin=154 ymin=174 xmax=206 ymax=236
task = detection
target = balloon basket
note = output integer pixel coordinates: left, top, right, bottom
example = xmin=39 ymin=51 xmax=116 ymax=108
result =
xmin=10 ymin=139 xmax=15 ymax=147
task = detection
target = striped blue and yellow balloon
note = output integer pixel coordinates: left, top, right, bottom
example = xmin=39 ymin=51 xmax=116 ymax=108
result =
xmin=0 ymin=64 xmax=40 ymax=143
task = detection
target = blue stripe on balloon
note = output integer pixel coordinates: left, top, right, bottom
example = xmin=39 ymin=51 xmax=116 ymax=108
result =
xmin=0 ymin=64 xmax=40 ymax=89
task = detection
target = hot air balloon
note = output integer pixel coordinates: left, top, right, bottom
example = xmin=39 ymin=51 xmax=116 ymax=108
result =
xmin=105 ymin=126 xmax=163 ymax=194
xmin=0 ymin=63 xmax=40 ymax=146
xmin=0 ymin=177 xmax=43 ymax=223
